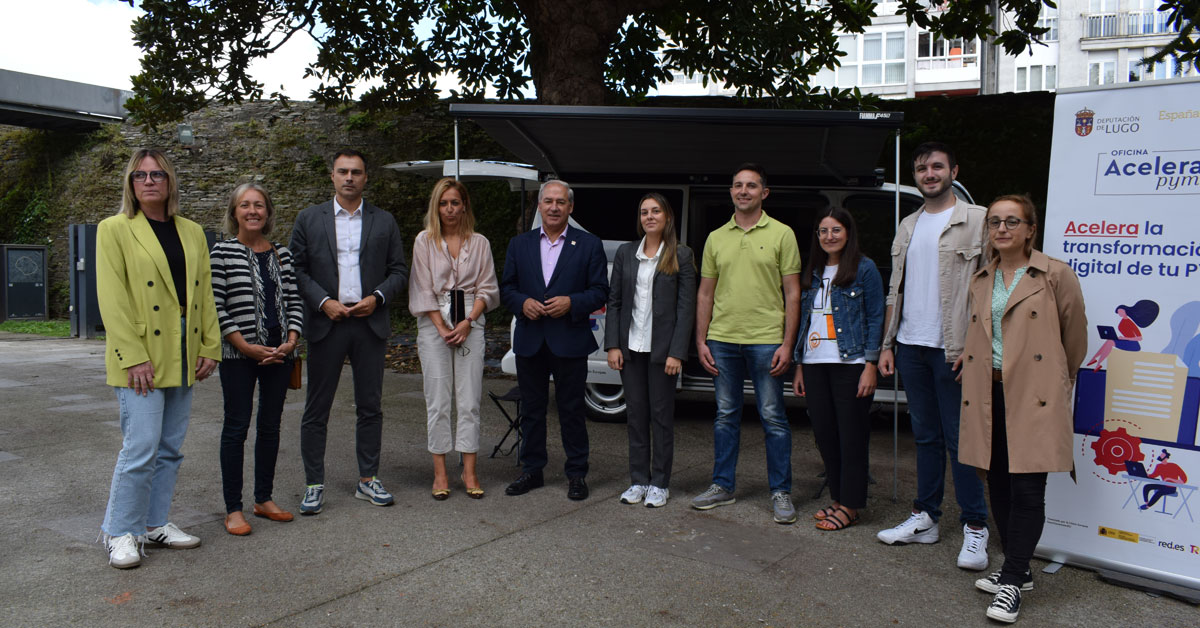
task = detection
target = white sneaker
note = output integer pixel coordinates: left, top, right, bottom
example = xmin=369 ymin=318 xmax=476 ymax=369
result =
xmin=644 ymin=486 xmax=669 ymax=508
xmin=144 ymin=522 xmax=201 ymax=549
xmin=105 ymin=533 xmax=142 ymax=569
xmin=957 ymin=524 xmax=990 ymax=570
xmin=620 ymin=484 xmax=649 ymax=504
xmin=876 ymin=511 xmax=939 ymax=545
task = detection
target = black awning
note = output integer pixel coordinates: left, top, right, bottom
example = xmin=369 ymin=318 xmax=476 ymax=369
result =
xmin=449 ymin=104 xmax=902 ymax=187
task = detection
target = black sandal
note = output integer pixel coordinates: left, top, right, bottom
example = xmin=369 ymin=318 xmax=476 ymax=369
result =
xmin=813 ymin=505 xmax=838 ymax=521
xmin=815 ymin=505 xmax=860 ymax=531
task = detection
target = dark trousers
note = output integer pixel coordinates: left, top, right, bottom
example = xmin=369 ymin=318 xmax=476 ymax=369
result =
xmin=218 ymin=357 xmax=292 ymax=513
xmin=987 ymin=381 xmax=1048 ymax=586
xmin=621 ymin=351 xmax=676 ymax=488
xmin=516 ymin=343 xmax=589 ymax=478
xmin=1143 ymin=484 xmax=1177 ymax=508
xmin=300 ymin=317 xmax=386 ymax=485
xmin=803 ymin=363 xmax=873 ymax=509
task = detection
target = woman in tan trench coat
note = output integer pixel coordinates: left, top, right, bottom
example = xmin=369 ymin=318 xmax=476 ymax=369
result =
xmin=956 ymin=195 xmax=1087 ymax=624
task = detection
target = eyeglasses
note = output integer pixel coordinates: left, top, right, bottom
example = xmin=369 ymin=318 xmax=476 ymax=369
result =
xmin=130 ymin=170 xmax=168 ymax=183
xmin=816 ymin=227 xmax=844 ymax=237
xmin=986 ymin=217 xmax=1031 ymax=230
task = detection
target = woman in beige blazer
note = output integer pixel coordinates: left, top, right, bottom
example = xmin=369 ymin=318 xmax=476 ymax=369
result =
xmin=956 ymin=194 xmax=1087 ymax=623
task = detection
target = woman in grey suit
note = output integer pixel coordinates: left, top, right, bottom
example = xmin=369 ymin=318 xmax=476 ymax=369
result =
xmin=605 ymin=193 xmax=696 ymax=508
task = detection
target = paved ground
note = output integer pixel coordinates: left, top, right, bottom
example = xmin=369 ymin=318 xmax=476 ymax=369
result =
xmin=0 ymin=332 xmax=1195 ymax=627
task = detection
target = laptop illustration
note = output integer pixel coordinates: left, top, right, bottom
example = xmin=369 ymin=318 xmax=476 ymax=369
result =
xmin=1098 ymin=325 xmax=1119 ymax=340
xmin=1125 ymin=460 xmax=1149 ymax=477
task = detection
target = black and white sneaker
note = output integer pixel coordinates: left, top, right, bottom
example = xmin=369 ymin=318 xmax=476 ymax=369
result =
xmin=975 ymin=570 xmax=1033 ymax=594
xmin=986 ymin=584 xmax=1022 ymax=623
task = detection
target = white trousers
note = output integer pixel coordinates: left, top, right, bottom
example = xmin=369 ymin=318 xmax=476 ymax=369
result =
xmin=416 ymin=315 xmax=485 ymax=453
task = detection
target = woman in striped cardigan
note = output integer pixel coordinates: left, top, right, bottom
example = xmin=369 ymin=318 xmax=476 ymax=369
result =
xmin=210 ymin=183 xmax=304 ymax=535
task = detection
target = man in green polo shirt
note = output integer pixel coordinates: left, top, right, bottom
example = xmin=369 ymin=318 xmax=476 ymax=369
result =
xmin=692 ymin=163 xmax=802 ymax=524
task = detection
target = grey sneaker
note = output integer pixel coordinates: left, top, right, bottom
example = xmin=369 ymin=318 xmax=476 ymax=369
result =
xmin=144 ymin=522 xmax=200 ymax=549
xmin=691 ymin=484 xmax=736 ymax=510
xmin=975 ymin=570 xmax=1034 ymax=594
xmin=771 ymin=491 xmax=797 ymax=524
xmin=355 ymin=477 xmax=395 ymax=506
xmin=300 ymin=484 xmax=324 ymax=515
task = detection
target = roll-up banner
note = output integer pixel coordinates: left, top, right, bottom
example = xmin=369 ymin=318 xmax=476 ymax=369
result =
xmin=1039 ymin=78 xmax=1200 ymax=590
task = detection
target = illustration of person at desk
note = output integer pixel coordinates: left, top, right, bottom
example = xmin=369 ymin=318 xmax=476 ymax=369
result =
xmin=1137 ymin=450 xmax=1188 ymax=511
xmin=1086 ymin=300 xmax=1159 ymax=372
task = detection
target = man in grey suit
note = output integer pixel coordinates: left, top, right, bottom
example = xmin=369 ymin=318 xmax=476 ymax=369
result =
xmin=289 ymin=149 xmax=408 ymax=515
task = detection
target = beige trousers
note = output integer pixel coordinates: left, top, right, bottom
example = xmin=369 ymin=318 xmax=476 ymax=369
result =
xmin=416 ymin=315 xmax=485 ymax=453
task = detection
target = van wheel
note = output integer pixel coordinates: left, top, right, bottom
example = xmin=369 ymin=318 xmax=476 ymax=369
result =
xmin=584 ymin=383 xmax=627 ymax=422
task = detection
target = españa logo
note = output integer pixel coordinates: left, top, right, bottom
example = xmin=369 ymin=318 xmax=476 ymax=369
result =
xmin=1076 ymin=107 xmax=1095 ymax=137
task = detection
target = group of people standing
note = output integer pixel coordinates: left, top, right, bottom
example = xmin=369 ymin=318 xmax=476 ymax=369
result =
xmin=94 ymin=142 xmax=1086 ymax=624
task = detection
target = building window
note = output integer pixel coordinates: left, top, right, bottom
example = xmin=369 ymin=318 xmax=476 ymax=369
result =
xmin=1016 ymin=64 xmax=1057 ymax=91
xmin=830 ymin=31 xmax=906 ymax=87
xmin=1089 ymin=61 xmax=1116 ymax=85
xmin=1036 ymin=6 xmax=1059 ymax=42
xmin=1086 ymin=0 xmax=1178 ymax=37
xmin=916 ymin=32 xmax=979 ymax=70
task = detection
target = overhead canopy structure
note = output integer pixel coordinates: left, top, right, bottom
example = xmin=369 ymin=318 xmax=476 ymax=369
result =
xmin=0 ymin=69 xmax=130 ymax=132
xmin=382 ymin=159 xmax=537 ymax=191
xmin=448 ymin=104 xmax=903 ymax=187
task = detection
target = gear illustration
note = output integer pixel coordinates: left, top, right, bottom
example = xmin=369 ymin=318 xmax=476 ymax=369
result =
xmin=1090 ymin=427 xmax=1145 ymax=475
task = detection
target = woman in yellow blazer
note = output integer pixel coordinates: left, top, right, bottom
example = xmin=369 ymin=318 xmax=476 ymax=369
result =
xmin=957 ymin=195 xmax=1087 ymax=623
xmin=96 ymin=148 xmax=221 ymax=569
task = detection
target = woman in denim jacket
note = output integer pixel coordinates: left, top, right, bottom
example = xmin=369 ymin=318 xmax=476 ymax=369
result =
xmin=792 ymin=207 xmax=884 ymax=530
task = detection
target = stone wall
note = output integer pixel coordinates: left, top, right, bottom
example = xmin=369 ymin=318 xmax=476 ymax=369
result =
xmin=0 ymin=101 xmax=520 ymax=319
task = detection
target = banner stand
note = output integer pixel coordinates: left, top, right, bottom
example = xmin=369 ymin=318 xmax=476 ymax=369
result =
xmin=1039 ymin=77 xmax=1200 ymax=596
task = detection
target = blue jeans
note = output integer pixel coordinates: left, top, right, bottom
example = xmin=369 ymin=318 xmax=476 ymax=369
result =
xmin=708 ymin=340 xmax=792 ymax=494
xmin=895 ymin=343 xmax=987 ymax=525
xmin=102 ymin=385 xmax=194 ymax=536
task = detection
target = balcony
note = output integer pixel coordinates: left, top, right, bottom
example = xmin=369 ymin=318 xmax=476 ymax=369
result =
xmin=1083 ymin=10 xmax=1179 ymax=39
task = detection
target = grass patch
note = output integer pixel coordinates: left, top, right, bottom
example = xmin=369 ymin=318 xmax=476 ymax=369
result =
xmin=0 ymin=319 xmax=70 ymax=337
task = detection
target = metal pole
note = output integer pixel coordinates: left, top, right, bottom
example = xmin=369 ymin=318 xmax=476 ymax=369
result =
xmin=893 ymin=129 xmax=900 ymax=503
xmin=453 ymin=119 xmax=461 ymax=180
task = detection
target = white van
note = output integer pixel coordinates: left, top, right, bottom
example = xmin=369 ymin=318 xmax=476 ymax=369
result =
xmin=443 ymin=105 xmax=973 ymax=421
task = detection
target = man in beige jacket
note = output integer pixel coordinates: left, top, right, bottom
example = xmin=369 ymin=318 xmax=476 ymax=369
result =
xmin=876 ymin=142 xmax=991 ymax=571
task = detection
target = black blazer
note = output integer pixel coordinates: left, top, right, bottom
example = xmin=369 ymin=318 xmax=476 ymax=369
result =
xmin=604 ymin=241 xmax=696 ymax=363
xmin=289 ymin=199 xmax=409 ymax=342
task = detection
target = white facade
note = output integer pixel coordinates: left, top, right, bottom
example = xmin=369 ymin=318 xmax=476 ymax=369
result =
xmin=654 ymin=1 xmax=1192 ymax=98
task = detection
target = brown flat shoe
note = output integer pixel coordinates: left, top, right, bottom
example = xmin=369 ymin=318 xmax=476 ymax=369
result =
xmin=224 ymin=513 xmax=252 ymax=536
xmin=253 ymin=503 xmax=294 ymax=522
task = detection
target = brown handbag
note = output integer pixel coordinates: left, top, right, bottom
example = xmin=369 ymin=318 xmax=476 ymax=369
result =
xmin=289 ymin=356 xmax=303 ymax=390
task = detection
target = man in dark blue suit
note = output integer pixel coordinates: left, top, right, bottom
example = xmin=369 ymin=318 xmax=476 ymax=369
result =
xmin=500 ymin=180 xmax=609 ymax=500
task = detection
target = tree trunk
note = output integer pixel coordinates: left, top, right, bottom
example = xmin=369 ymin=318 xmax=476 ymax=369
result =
xmin=517 ymin=0 xmax=640 ymax=105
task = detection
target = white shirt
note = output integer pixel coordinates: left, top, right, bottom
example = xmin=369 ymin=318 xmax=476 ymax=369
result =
xmin=334 ymin=197 xmax=364 ymax=304
xmin=628 ymin=238 xmax=663 ymax=353
xmin=803 ymin=265 xmax=864 ymax=364
xmin=897 ymin=208 xmax=954 ymax=348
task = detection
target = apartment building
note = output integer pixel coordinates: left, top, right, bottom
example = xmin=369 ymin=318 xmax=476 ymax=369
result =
xmin=656 ymin=0 xmax=1192 ymax=98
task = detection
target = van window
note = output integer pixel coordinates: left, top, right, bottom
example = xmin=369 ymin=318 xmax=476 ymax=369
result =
xmin=842 ymin=192 xmax=923 ymax=284
xmin=570 ymin=187 xmax=685 ymax=242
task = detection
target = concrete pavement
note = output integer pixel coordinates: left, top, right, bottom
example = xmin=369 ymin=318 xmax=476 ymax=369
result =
xmin=0 ymin=332 xmax=1193 ymax=627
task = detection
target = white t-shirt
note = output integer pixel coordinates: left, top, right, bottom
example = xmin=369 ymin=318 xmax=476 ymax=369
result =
xmin=803 ymin=265 xmax=864 ymax=365
xmin=897 ymin=208 xmax=953 ymax=348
